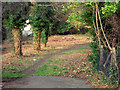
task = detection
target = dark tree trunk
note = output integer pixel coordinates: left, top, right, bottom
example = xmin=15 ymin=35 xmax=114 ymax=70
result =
xmin=12 ymin=29 xmax=22 ymax=56
xmin=44 ymin=43 xmax=47 ymax=47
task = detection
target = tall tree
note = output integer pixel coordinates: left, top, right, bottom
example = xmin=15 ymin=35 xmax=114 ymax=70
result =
xmin=2 ymin=2 xmax=30 ymax=56
xmin=29 ymin=3 xmax=55 ymax=50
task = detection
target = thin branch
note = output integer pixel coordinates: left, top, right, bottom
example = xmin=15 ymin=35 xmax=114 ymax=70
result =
xmin=96 ymin=4 xmax=112 ymax=51
xmin=92 ymin=3 xmax=97 ymax=34
xmin=93 ymin=21 xmax=98 ymax=35
xmin=92 ymin=3 xmax=99 ymax=46
xmin=95 ymin=3 xmax=101 ymax=48
xmin=101 ymin=38 xmax=108 ymax=49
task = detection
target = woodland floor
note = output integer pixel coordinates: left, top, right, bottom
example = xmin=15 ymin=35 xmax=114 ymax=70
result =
xmin=2 ymin=34 xmax=92 ymax=77
xmin=2 ymin=33 xmax=115 ymax=88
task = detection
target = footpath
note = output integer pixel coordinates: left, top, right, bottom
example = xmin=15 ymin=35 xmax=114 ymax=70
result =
xmin=3 ymin=43 xmax=92 ymax=88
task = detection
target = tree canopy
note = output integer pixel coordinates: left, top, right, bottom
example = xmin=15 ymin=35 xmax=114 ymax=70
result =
xmin=2 ymin=2 xmax=31 ymax=29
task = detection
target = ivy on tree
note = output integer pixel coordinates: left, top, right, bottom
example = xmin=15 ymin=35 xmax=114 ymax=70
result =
xmin=29 ymin=4 xmax=55 ymax=50
xmin=41 ymin=29 xmax=48 ymax=47
xmin=2 ymin=2 xmax=30 ymax=56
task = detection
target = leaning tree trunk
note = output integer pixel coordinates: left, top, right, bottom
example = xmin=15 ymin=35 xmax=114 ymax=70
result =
xmin=33 ymin=30 xmax=41 ymax=51
xmin=12 ymin=29 xmax=22 ymax=56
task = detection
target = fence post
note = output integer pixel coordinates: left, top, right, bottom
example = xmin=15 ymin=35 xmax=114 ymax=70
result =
xmin=99 ymin=45 xmax=103 ymax=70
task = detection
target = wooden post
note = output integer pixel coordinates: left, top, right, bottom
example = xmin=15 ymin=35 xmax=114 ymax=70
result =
xmin=99 ymin=45 xmax=103 ymax=70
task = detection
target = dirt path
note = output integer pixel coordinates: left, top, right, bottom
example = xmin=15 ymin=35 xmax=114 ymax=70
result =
xmin=20 ymin=43 xmax=89 ymax=76
xmin=3 ymin=43 xmax=92 ymax=88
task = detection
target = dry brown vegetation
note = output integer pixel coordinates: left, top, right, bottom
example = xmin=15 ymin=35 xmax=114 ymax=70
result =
xmin=2 ymin=34 xmax=92 ymax=73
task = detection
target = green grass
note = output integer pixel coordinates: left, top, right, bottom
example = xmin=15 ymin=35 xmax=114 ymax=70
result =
xmin=55 ymin=60 xmax=62 ymax=64
xmin=60 ymin=46 xmax=89 ymax=55
xmin=35 ymin=45 xmax=90 ymax=76
xmin=50 ymin=46 xmax=55 ymax=49
xmin=35 ymin=57 xmax=62 ymax=76
xmin=2 ymin=59 xmax=34 ymax=78
xmin=44 ymin=53 xmax=49 ymax=56
xmin=2 ymin=66 xmax=25 ymax=78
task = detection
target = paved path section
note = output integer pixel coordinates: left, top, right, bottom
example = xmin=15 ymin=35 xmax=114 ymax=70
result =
xmin=4 ymin=76 xmax=91 ymax=88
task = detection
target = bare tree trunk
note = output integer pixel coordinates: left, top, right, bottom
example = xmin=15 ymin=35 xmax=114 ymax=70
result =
xmin=12 ymin=29 xmax=22 ymax=56
xmin=33 ymin=30 xmax=41 ymax=51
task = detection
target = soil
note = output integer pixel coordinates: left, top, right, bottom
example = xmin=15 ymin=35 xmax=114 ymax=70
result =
xmin=2 ymin=34 xmax=92 ymax=75
xmin=20 ymin=43 xmax=90 ymax=76
xmin=2 ymin=34 xmax=93 ymax=88
xmin=3 ymin=43 xmax=92 ymax=88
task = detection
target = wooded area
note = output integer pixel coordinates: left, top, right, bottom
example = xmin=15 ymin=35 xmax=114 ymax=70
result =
xmin=2 ymin=2 xmax=120 ymax=88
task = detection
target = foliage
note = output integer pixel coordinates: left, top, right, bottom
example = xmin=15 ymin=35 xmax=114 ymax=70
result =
xmin=63 ymin=2 xmax=120 ymax=87
xmin=62 ymin=2 xmax=93 ymax=29
xmin=2 ymin=2 xmax=30 ymax=29
xmin=29 ymin=4 xmax=55 ymax=46
xmin=88 ymin=42 xmax=99 ymax=68
xmin=101 ymin=2 xmax=119 ymax=16
xmin=2 ymin=2 xmax=30 ymax=55
xmin=54 ymin=21 xmax=70 ymax=34
xmin=41 ymin=29 xmax=48 ymax=45
xmin=30 ymin=6 xmax=48 ymax=29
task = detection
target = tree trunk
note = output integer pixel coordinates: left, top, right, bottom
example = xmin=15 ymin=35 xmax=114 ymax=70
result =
xmin=33 ymin=30 xmax=41 ymax=51
xmin=44 ymin=43 xmax=47 ymax=47
xmin=12 ymin=29 xmax=22 ymax=56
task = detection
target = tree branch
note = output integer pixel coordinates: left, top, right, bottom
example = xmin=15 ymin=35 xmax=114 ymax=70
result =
xmin=95 ymin=3 xmax=101 ymax=48
xmin=101 ymin=38 xmax=108 ymax=49
xmin=96 ymin=3 xmax=112 ymax=51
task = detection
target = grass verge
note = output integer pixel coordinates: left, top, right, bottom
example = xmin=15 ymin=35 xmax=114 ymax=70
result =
xmin=34 ymin=45 xmax=90 ymax=76
xmin=2 ymin=58 xmax=39 ymax=79
xmin=35 ymin=57 xmax=63 ymax=76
